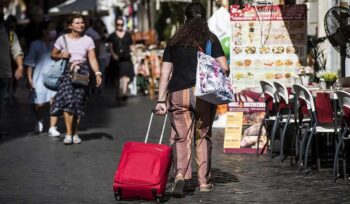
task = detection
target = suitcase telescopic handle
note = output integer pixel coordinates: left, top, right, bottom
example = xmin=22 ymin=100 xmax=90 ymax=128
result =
xmin=144 ymin=111 xmax=168 ymax=144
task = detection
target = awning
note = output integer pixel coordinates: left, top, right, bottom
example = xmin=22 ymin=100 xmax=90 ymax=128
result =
xmin=156 ymin=0 xmax=192 ymax=10
xmin=48 ymin=0 xmax=98 ymax=15
xmin=159 ymin=0 xmax=192 ymax=2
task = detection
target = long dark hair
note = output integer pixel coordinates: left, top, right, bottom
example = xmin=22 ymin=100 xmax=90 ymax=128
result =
xmin=168 ymin=2 xmax=213 ymax=48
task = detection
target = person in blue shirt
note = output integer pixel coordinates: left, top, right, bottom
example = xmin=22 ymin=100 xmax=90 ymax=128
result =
xmin=25 ymin=21 xmax=61 ymax=137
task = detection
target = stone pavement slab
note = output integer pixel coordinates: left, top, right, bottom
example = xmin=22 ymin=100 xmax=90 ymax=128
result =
xmin=0 ymin=85 xmax=349 ymax=204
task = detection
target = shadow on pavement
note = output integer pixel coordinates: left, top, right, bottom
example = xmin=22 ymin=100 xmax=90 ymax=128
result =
xmin=166 ymin=168 xmax=239 ymax=197
xmin=53 ymin=132 xmax=114 ymax=143
xmin=0 ymin=83 xmax=120 ymax=145
xmin=79 ymin=132 xmax=114 ymax=141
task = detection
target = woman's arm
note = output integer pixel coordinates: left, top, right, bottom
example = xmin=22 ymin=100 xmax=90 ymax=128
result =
xmin=88 ymin=48 xmax=102 ymax=87
xmin=10 ymin=33 xmax=24 ymax=80
xmin=14 ymin=55 xmax=23 ymax=80
xmin=216 ymin=56 xmax=229 ymax=75
xmin=26 ymin=66 xmax=33 ymax=90
xmin=51 ymin=47 xmax=70 ymax=61
xmin=155 ymin=61 xmax=173 ymax=115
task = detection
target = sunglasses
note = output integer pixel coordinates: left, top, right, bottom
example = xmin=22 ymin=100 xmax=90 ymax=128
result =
xmin=116 ymin=23 xmax=124 ymax=26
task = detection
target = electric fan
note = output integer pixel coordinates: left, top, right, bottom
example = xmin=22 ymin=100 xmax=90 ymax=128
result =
xmin=324 ymin=6 xmax=350 ymax=77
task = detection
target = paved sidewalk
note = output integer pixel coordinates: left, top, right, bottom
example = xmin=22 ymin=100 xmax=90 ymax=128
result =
xmin=0 ymin=84 xmax=350 ymax=204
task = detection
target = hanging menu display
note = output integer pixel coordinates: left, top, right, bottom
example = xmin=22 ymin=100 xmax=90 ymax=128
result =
xmin=224 ymin=4 xmax=307 ymax=153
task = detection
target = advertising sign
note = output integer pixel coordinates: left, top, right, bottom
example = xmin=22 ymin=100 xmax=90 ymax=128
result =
xmin=224 ymin=112 xmax=244 ymax=150
xmin=224 ymin=4 xmax=307 ymax=153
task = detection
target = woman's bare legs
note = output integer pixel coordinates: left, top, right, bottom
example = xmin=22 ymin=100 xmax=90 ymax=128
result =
xmin=120 ymin=76 xmax=130 ymax=97
xmin=34 ymin=103 xmax=45 ymax=133
xmin=62 ymin=110 xmax=82 ymax=144
xmin=48 ymin=115 xmax=61 ymax=137
xmin=72 ymin=117 xmax=81 ymax=144
xmin=72 ymin=117 xmax=80 ymax=136
xmin=49 ymin=116 xmax=58 ymax=128
xmin=48 ymin=98 xmax=61 ymax=137
xmin=63 ymin=112 xmax=74 ymax=144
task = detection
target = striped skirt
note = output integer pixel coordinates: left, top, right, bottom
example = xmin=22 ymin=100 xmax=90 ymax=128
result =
xmin=168 ymin=87 xmax=216 ymax=185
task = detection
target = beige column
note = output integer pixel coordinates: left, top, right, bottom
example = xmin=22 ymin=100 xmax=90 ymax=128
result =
xmin=340 ymin=0 xmax=349 ymax=7
xmin=341 ymin=0 xmax=350 ymax=76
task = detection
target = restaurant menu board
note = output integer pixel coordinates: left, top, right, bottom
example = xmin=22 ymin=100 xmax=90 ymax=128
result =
xmin=224 ymin=4 xmax=307 ymax=153
xmin=230 ymin=4 xmax=306 ymax=110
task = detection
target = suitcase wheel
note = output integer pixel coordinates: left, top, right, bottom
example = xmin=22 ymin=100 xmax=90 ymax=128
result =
xmin=155 ymin=196 xmax=161 ymax=203
xmin=114 ymin=192 xmax=121 ymax=201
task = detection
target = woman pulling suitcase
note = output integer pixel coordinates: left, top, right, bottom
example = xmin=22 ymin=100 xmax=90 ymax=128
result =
xmin=155 ymin=2 xmax=229 ymax=197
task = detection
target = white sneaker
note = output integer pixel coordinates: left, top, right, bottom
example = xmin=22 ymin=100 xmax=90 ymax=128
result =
xmin=35 ymin=121 xmax=44 ymax=133
xmin=73 ymin=135 xmax=82 ymax=144
xmin=48 ymin=127 xmax=60 ymax=137
xmin=63 ymin=135 xmax=72 ymax=145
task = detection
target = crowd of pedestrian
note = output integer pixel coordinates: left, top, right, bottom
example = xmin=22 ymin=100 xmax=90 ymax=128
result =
xmin=0 ymin=4 xmax=163 ymax=144
xmin=1 ymin=1 xmax=232 ymax=200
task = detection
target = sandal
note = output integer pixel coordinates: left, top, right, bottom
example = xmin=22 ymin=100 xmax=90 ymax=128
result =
xmin=199 ymin=183 xmax=214 ymax=192
xmin=171 ymin=174 xmax=185 ymax=198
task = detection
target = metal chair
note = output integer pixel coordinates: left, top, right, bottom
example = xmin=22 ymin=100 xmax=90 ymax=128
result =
xmin=273 ymin=81 xmax=295 ymax=161
xmin=333 ymin=90 xmax=350 ymax=182
xmin=293 ymin=84 xmax=337 ymax=174
xmin=291 ymin=84 xmax=314 ymax=169
xmin=256 ymin=80 xmax=278 ymax=156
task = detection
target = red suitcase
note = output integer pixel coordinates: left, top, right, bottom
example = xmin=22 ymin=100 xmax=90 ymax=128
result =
xmin=113 ymin=113 xmax=172 ymax=202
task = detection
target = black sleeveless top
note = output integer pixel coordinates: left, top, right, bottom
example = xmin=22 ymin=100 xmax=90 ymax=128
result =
xmin=162 ymin=35 xmax=224 ymax=92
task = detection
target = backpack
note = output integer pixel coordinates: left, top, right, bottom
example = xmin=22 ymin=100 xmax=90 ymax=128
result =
xmin=8 ymin=30 xmax=14 ymax=45
xmin=4 ymin=26 xmax=15 ymax=46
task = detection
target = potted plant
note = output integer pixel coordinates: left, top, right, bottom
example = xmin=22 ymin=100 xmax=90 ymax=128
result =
xmin=316 ymin=70 xmax=338 ymax=88
xmin=297 ymin=66 xmax=313 ymax=85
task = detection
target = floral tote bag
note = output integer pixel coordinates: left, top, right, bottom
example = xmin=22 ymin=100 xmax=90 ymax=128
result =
xmin=194 ymin=41 xmax=234 ymax=105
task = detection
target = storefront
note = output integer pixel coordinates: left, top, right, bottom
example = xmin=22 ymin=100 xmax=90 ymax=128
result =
xmin=223 ymin=0 xmax=350 ymax=153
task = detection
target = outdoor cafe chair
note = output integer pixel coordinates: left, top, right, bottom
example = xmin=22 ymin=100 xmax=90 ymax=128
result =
xmin=333 ymin=90 xmax=350 ymax=182
xmin=256 ymin=80 xmax=278 ymax=156
xmin=293 ymin=84 xmax=338 ymax=175
xmin=291 ymin=84 xmax=312 ymax=168
xmin=273 ymin=81 xmax=295 ymax=161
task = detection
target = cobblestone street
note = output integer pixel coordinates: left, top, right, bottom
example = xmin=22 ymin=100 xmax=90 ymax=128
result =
xmin=0 ymin=84 xmax=349 ymax=204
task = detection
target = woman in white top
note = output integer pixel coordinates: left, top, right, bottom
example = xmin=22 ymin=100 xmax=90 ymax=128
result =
xmin=51 ymin=13 xmax=102 ymax=145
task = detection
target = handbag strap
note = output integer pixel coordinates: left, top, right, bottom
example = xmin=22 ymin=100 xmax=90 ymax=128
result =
xmin=198 ymin=40 xmax=212 ymax=56
xmin=205 ymin=40 xmax=212 ymax=56
xmin=61 ymin=35 xmax=69 ymax=71
xmin=62 ymin=34 xmax=68 ymax=51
